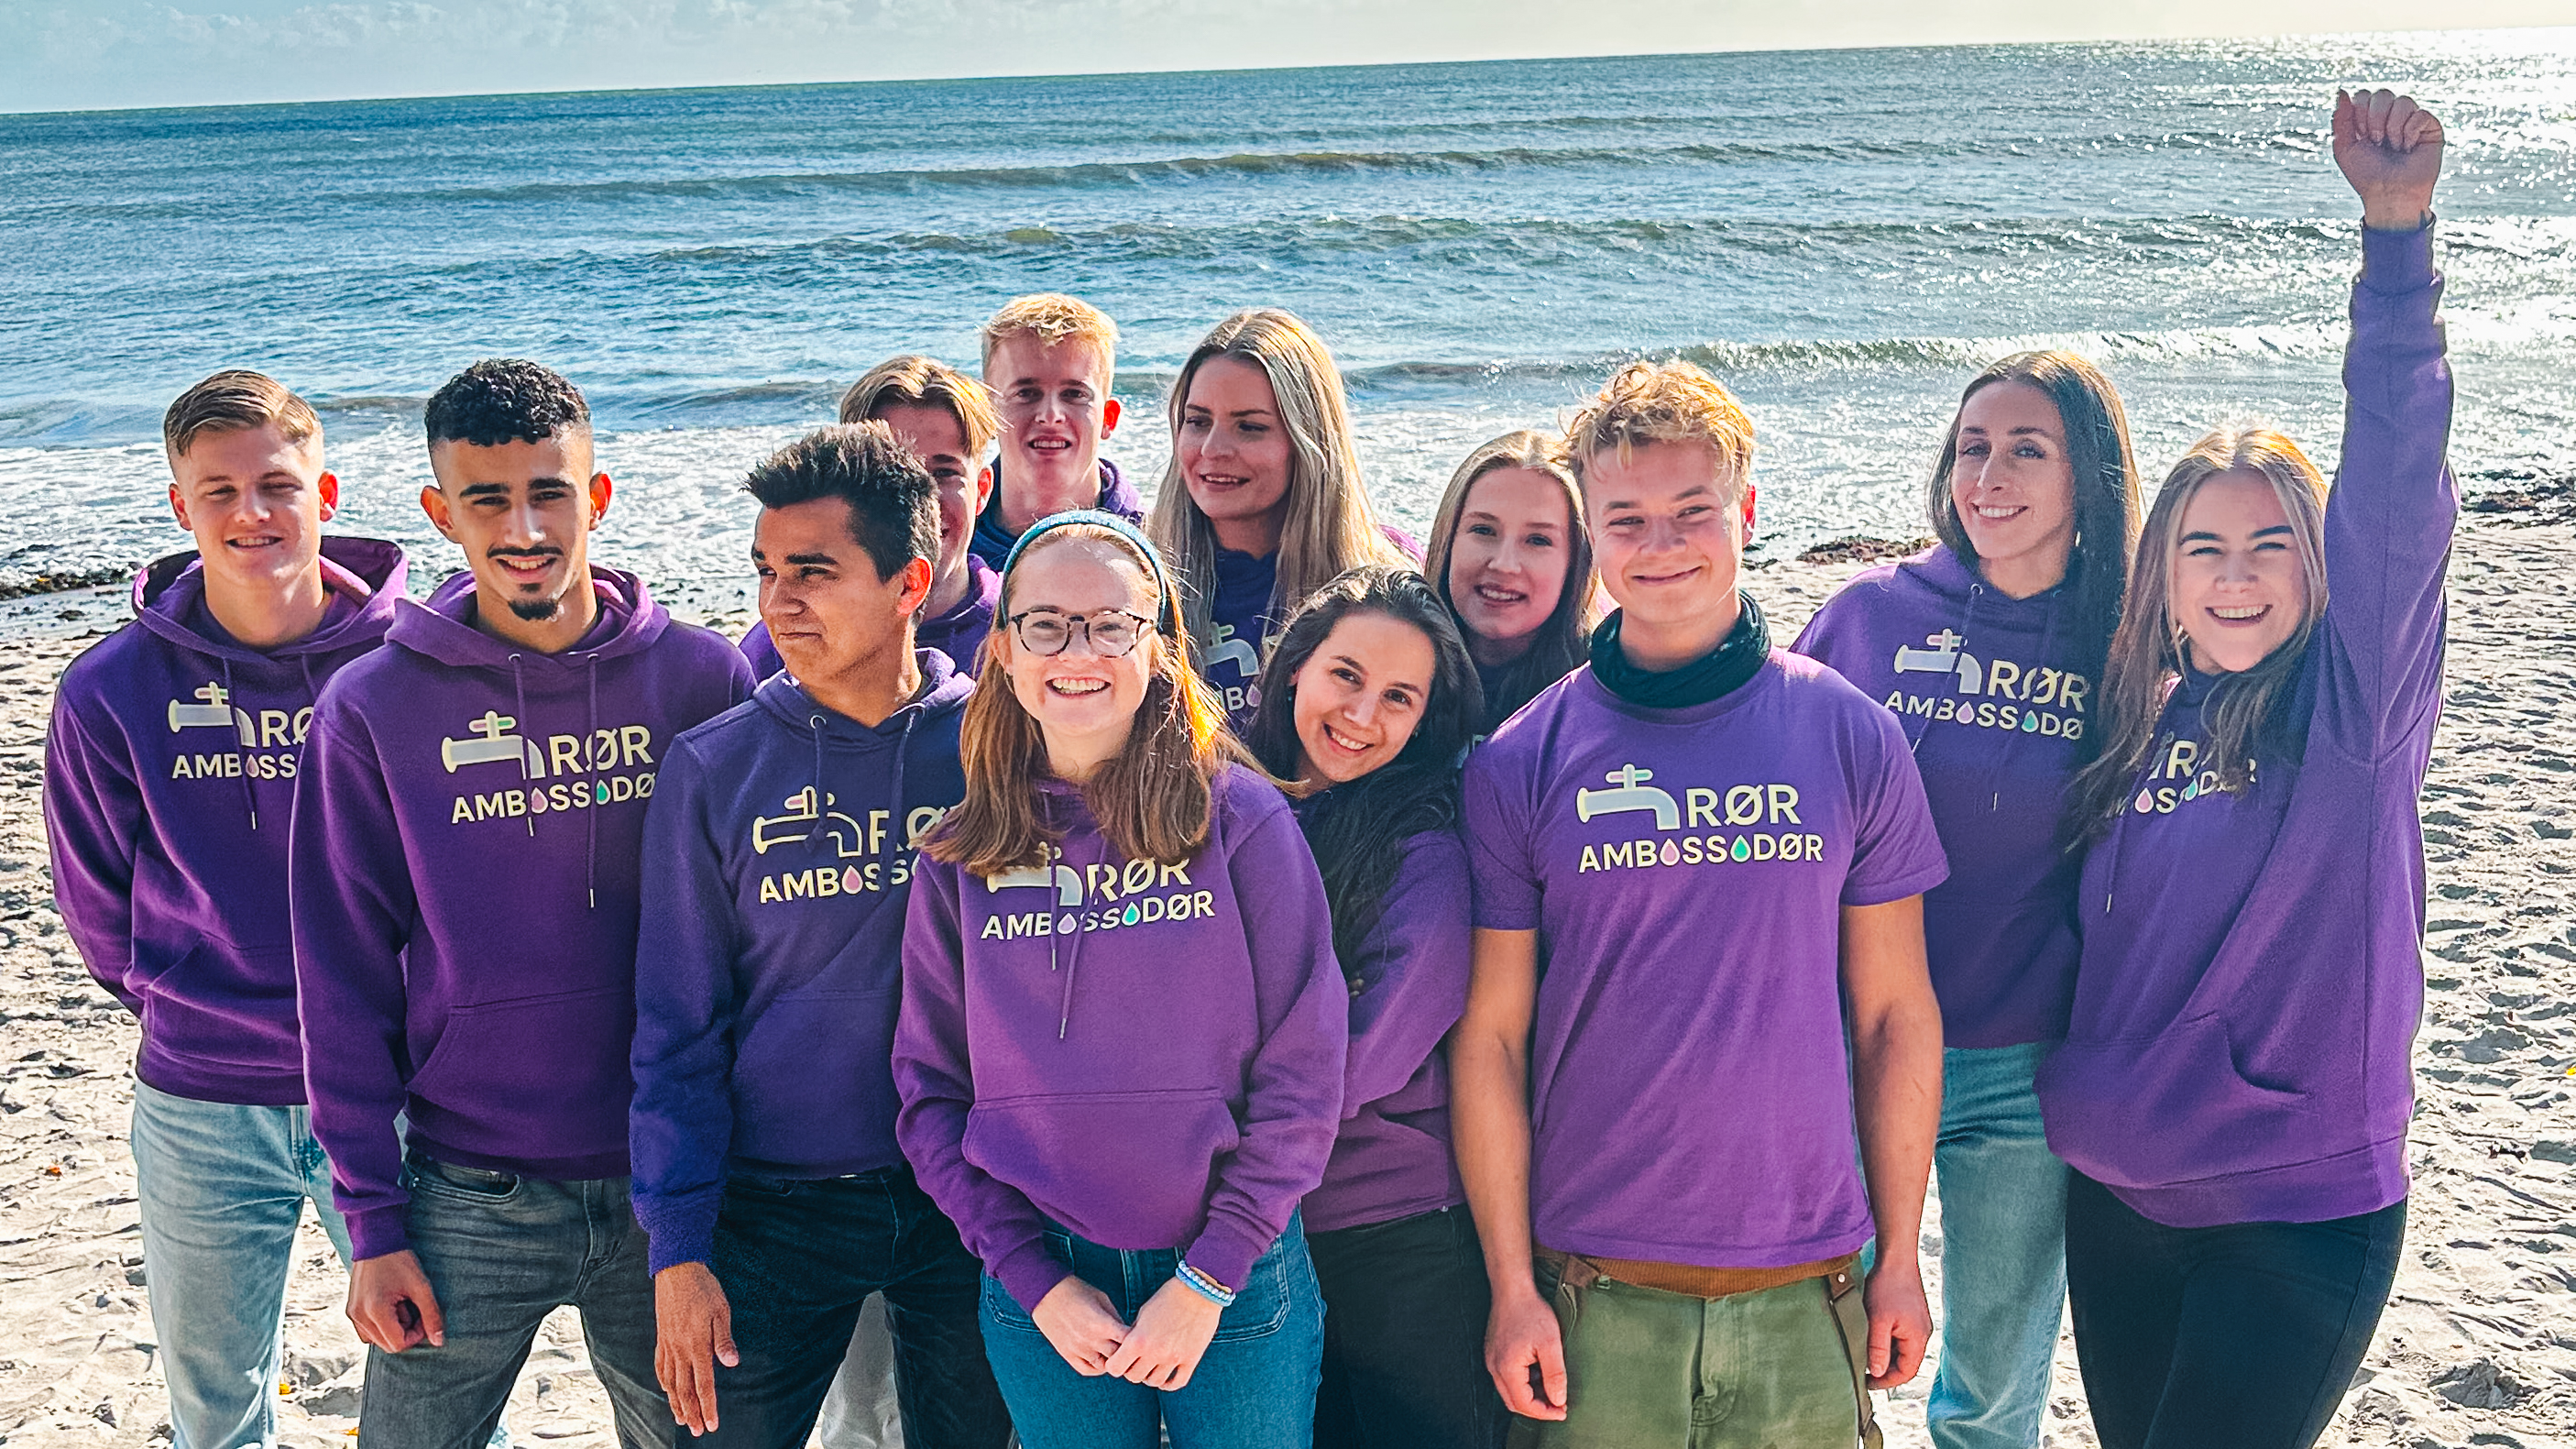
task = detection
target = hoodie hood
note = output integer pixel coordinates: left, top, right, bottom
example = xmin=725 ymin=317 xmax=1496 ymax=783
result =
xmin=133 ymin=535 xmax=409 ymax=664
xmin=751 ymin=645 xmax=973 ymax=739
xmin=391 ymin=564 xmax=669 ymax=672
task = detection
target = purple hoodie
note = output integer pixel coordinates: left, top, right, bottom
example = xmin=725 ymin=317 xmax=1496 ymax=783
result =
xmin=2036 ymin=223 xmax=2455 ymax=1227
xmin=969 ymin=458 xmax=1144 ymax=569
xmin=740 ymin=553 xmax=999 ymax=682
xmin=1202 ymin=526 xmax=1425 ymax=728
xmin=1303 ymin=828 xmax=1474 ymax=1235
xmin=894 ymin=763 xmax=1348 ymax=1312
xmin=291 ymin=567 xmax=753 ymax=1259
xmin=1794 ymin=544 xmax=2097 ymax=1048
xmin=46 ymin=538 xmax=407 ymax=1106
xmin=1463 ymin=653 xmax=1948 ymax=1268
xmin=630 ymin=656 xmax=973 ymax=1273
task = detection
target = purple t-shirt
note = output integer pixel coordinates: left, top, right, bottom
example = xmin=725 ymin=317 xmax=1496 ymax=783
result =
xmin=1463 ymin=651 xmax=1948 ymax=1268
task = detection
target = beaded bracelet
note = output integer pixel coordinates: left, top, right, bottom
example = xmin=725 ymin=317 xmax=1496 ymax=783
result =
xmin=1175 ymin=1260 xmax=1236 ymax=1309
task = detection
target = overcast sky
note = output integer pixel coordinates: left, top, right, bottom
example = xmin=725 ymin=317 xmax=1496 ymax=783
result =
xmin=4 ymin=0 xmax=2571 ymax=115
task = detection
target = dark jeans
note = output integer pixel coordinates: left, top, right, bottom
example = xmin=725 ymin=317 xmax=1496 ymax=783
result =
xmin=980 ymin=1213 xmax=1324 ymax=1449
xmin=707 ymin=1165 xmax=1011 ymax=1449
xmin=2064 ymin=1172 xmax=2406 ymax=1449
xmin=1308 ymin=1205 xmax=1506 ymax=1449
xmin=360 ymin=1154 xmax=667 ymax=1449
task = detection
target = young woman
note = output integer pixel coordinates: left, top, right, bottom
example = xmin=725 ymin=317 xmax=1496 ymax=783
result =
xmin=1420 ymin=432 xmax=1596 ymax=733
xmin=1147 ymin=308 xmax=1416 ymax=727
xmin=2036 ymin=90 xmax=2452 ymax=1449
xmin=1792 ymin=347 xmax=2141 ymax=1449
xmin=892 ymin=510 xmax=1349 ymax=1449
xmin=1244 ymin=567 xmax=1498 ymax=1449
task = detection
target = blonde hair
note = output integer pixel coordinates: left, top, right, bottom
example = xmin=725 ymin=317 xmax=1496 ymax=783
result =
xmin=1563 ymin=360 xmax=1757 ymax=499
xmin=1149 ymin=308 xmax=1408 ymax=668
xmin=163 ymin=370 xmax=320 ymax=461
xmin=978 ymin=293 xmax=1119 ymax=380
xmin=2069 ymin=426 xmax=2330 ymax=834
xmin=926 ymin=524 xmax=1256 ymax=876
xmin=838 ymin=355 xmax=1003 ymax=459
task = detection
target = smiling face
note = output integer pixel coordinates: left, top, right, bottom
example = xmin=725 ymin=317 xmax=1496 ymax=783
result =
xmin=999 ymin=537 xmax=1162 ymax=779
xmin=1951 ymin=380 xmax=2078 ymax=598
xmin=168 ymin=421 xmax=338 ymax=597
xmin=1289 ymin=609 xmax=1436 ymax=785
xmin=872 ymin=401 xmax=990 ymax=594
xmin=754 ymin=495 xmax=931 ymax=692
xmin=1445 ymin=466 xmax=1573 ymax=666
xmin=1583 ymin=440 xmax=1750 ymax=665
xmin=422 ymin=432 xmax=609 ymax=631
xmin=2170 ymin=469 xmax=2309 ymax=674
xmin=986 ymin=334 xmax=1120 ymax=520
xmin=1178 ymin=355 xmax=1295 ymax=555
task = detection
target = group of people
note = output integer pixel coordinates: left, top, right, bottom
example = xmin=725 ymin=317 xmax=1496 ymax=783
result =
xmin=42 ymin=89 xmax=2452 ymax=1449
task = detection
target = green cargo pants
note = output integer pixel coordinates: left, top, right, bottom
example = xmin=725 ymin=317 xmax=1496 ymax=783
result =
xmin=1508 ymin=1254 xmax=1881 ymax=1449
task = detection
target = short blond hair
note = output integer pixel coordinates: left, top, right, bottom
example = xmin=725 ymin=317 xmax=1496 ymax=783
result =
xmin=163 ymin=369 xmax=321 ymax=461
xmin=1564 ymin=360 xmax=1756 ymax=499
xmin=839 ymin=355 xmax=1003 ymax=458
xmin=978 ymin=293 xmax=1119 ymax=379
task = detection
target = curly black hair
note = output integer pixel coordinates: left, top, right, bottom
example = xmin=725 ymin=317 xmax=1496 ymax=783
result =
xmin=424 ymin=358 xmax=590 ymax=447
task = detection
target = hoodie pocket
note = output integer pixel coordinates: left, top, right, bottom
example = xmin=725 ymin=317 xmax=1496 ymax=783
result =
xmin=2038 ymin=1013 xmax=2323 ymax=1189
xmin=405 ymin=987 xmax=633 ymax=1148
xmin=963 ymin=1088 xmax=1240 ymax=1247
xmin=135 ymin=943 xmax=301 ymax=1071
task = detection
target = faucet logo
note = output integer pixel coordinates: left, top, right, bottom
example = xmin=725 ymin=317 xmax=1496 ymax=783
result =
xmin=440 ymin=710 xmax=542 ymax=775
xmin=985 ymin=862 xmax=1084 ymax=906
xmin=1891 ymin=629 xmax=1984 ymax=694
xmin=752 ymin=786 xmax=871 ymax=858
xmin=1203 ymin=622 xmax=1261 ymax=681
xmin=167 ymin=682 xmax=256 ymax=745
xmin=1575 ymin=764 xmax=1680 ymax=829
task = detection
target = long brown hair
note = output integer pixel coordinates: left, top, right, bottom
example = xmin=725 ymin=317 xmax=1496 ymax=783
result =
xmin=927 ymin=524 xmax=1256 ymax=875
xmin=1148 ymin=309 xmax=1408 ymax=667
xmin=2068 ymin=428 xmax=2331 ymax=836
xmin=1420 ymin=430 xmax=1597 ymax=730
xmin=1928 ymin=351 xmax=2143 ymax=700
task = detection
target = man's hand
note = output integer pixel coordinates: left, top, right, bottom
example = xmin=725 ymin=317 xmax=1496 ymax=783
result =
xmin=654 ymin=1262 xmax=739 ymax=1436
xmin=1030 ymin=1275 xmax=1131 ymax=1377
xmin=347 ymin=1250 xmax=444 ymax=1353
xmin=1102 ymin=1278 xmax=1222 ymax=1390
xmin=1485 ymin=1284 xmax=1568 ymax=1421
xmin=1862 ymin=1256 xmax=1932 ymax=1390
xmin=2334 ymin=88 xmax=2443 ymax=230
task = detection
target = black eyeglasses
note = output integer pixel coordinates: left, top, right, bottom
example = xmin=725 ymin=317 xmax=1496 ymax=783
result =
xmin=1006 ymin=608 xmax=1152 ymax=658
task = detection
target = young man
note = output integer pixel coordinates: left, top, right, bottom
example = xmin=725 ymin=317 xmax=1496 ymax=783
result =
xmin=47 ymin=370 xmax=405 ymax=1449
xmin=1452 ymin=361 xmax=1948 ymax=1447
xmin=632 ymin=423 xmax=1011 ymax=1449
xmin=741 ymin=357 xmax=1003 ymax=680
xmin=291 ymin=359 xmax=753 ymax=1447
xmin=969 ymin=292 xmax=1142 ymax=567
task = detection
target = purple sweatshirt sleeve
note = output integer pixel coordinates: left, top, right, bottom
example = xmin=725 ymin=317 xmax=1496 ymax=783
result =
xmin=628 ymin=737 xmax=740 ymax=1274
xmin=42 ymin=695 xmax=145 ymax=1012
xmin=893 ymin=857 xmax=1066 ymax=1312
xmin=1341 ymin=831 xmax=1473 ymax=1116
xmin=2318 ymin=221 xmax=2458 ymax=757
xmin=1184 ymin=802 xmax=1349 ymax=1291
xmin=290 ymin=695 xmax=420 ymax=1260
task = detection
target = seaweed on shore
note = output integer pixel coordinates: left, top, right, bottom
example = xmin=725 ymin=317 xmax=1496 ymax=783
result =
xmin=0 ymin=565 xmax=131 ymax=602
xmin=1798 ymin=535 xmax=1935 ymax=565
xmin=2464 ymin=469 xmax=2576 ymax=524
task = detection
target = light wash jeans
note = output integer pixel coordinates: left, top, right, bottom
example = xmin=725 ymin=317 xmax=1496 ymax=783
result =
xmin=129 ymin=1078 xmax=356 ymax=1449
xmin=1926 ymin=1042 xmax=2070 ymax=1449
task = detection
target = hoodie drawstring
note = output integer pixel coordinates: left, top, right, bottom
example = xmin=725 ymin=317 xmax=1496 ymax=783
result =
xmin=222 ymin=657 xmax=258 ymax=831
xmin=586 ymin=657 xmax=601 ymax=911
xmin=508 ymin=655 xmax=539 ymax=841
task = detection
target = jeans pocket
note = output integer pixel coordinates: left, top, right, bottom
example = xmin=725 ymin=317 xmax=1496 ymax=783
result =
xmin=403 ymin=1155 xmax=521 ymax=1206
xmin=1208 ymin=1231 xmax=1299 ymax=1344
xmin=981 ymin=1273 xmax=1044 ymax=1334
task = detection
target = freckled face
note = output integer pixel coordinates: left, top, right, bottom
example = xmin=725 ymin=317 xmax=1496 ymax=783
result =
xmin=2170 ymin=470 xmax=2307 ymax=674
xmin=1289 ymin=610 xmax=1436 ymax=785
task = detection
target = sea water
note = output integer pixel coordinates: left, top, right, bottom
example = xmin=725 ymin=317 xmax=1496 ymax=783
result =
xmin=3 ymin=30 xmax=2570 ymax=609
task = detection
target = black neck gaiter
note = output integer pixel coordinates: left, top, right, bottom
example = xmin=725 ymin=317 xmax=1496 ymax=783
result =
xmin=1588 ymin=592 xmax=1770 ymax=709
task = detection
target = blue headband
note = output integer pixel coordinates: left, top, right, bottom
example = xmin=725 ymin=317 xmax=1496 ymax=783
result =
xmin=999 ymin=510 xmax=1183 ymax=636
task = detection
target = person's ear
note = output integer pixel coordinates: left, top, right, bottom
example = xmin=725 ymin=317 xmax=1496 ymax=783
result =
xmin=317 ymin=472 xmax=341 ymax=523
xmin=973 ymin=465 xmax=996 ymax=517
xmin=1739 ymin=481 xmax=1758 ymax=545
xmin=588 ymin=473 xmax=615 ymax=530
xmin=170 ymin=484 xmax=192 ymax=533
xmin=420 ymin=484 xmax=458 ymax=542
xmin=1100 ymin=396 xmax=1122 ymax=438
xmin=898 ymin=556 xmax=935 ymax=615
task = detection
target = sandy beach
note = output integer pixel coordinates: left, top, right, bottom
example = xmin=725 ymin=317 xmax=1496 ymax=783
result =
xmin=1 ymin=499 xmax=2569 ymax=1448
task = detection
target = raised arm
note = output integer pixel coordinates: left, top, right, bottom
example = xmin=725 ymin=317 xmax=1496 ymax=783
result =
xmin=2322 ymin=88 xmax=2458 ymax=752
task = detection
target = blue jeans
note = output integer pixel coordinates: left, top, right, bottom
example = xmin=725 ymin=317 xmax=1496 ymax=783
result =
xmin=704 ymin=1167 xmax=1010 ymax=1449
xmin=980 ymin=1214 xmax=1324 ymax=1449
xmin=130 ymin=1080 xmax=356 ymax=1449
xmin=1927 ymin=1043 xmax=2069 ymax=1449
xmin=357 ymin=1154 xmax=667 ymax=1449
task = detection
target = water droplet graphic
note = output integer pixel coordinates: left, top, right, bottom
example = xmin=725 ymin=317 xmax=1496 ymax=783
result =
xmin=2134 ymin=790 xmax=2155 ymax=814
xmin=1729 ymin=837 xmax=1752 ymax=862
xmin=1659 ymin=840 xmax=1679 ymax=865
xmin=843 ymin=867 xmax=862 ymax=892
xmin=1122 ymin=904 xmax=1140 ymax=925
xmin=2022 ymin=712 xmax=2039 ymax=731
